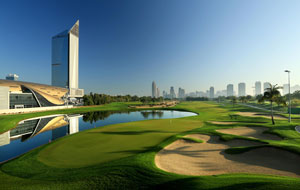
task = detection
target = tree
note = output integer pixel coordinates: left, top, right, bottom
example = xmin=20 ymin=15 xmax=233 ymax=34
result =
xmin=258 ymin=83 xmax=284 ymax=125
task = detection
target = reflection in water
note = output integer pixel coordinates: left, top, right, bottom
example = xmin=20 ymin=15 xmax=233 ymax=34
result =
xmin=83 ymin=111 xmax=113 ymax=124
xmin=0 ymin=114 xmax=81 ymax=146
xmin=140 ymin=111 xmax=164 ymax=119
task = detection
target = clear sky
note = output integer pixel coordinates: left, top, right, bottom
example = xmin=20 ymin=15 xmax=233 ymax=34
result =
xmin=1 ymin=0 xmax=300 ymax=96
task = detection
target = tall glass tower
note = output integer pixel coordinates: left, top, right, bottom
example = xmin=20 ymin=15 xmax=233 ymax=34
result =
xmin=52 ymin=20 xmax=83 ymax=98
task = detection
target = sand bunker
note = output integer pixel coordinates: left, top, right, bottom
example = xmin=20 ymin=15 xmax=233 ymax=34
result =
xmin=155 ymin=134 xmax=300 ymax=177
xmin=237 ymin=112 xmax=286 ymax=120
xmin=209 ymin=121 xmax=237 ymax=125
xmin=216 ymin=127 xmax=281 ymax=140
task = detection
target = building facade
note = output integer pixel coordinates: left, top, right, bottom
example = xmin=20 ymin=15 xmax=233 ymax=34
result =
xmin=152 ymin=81 xmax=157 ymax=98
xmin=227 ymin=84 xmax=234 ymax=97
xmin=255 ymin=81 xmax=262 ymax=96
xmin=170 ymin=86 xmax=176 ymax=99
xmin=52 ymin=20 xmax=83 ymax=98
xmin=238 ymin=83 xmax=246 ymax=97
xmin=209 ymin=87 xmax=214 ymax=99
xmin=0 ymin=79 xmax=68 ymax=109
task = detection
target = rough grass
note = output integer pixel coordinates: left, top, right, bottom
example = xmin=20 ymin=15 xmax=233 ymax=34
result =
xmin=0 ymin=101 xmax=300 ymax=189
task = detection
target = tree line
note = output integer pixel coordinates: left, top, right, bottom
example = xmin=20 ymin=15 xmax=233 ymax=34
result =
xmin=83 ymin=93 xmax=164 ymax=106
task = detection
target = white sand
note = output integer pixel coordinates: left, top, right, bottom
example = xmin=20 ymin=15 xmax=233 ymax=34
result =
xmin=216 ymin=127 xmax=281 ymax=140
xmin=155 ymin=134 xmax=300 ymax=177
xmin=237 ymin=112 xmax=286 ymax=120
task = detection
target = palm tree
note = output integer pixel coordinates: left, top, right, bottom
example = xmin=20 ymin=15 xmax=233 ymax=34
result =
xmin=258 ymin=83 xmax=284 ymax=125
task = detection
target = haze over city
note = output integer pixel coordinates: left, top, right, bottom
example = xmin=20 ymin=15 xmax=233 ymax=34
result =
xmin=1 ymin=0 xmax=300 ymax=96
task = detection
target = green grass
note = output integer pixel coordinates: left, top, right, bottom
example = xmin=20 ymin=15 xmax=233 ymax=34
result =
xmin=0 ymin=101 xmax=300 ymax=189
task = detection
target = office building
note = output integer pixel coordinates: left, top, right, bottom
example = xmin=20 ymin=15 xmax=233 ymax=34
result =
xmin=156 ymin=87 xmax=160 ymax=98
xmin=238 ymin=83 xmax=246 ymax=97
xmin=209 ymin=87 xmax=214 ymax=99
xmin=152 ymin=81 xmax=157 ymax=98
xmin=6 ymin=74 xmax=19 ymax=81
xmin=52 ymin=20 xmax=83 ymax=98
xmin=170 ymin=86 xmax=176 ymax=99
xmin=178 ymin=88 xmax=185 ymax=99
xmin=227 ymin=84 xmax=234 ymax=97
xmin=255 ymin=81 xmax=262 ymax=96
xmin=0 ymin=21 xmax=84 ymax=110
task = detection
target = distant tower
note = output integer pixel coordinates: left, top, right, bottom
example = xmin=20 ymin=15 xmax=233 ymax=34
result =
xmin=152 ymin=81 xmax=157 ymax=98
xmin=255 ymin=81 xmax=262 ymax=96
xmin=227 ymin=84 xmax=234 ymax=97
xmin=209 ymin=87 xmax=214 ymax=99
xmin=6 ymin=74 xmax=19 ymax=81
xmin=170 ymin=86 xmax=176 ymax=99
xmin=238 ymin=83 xmax=246 ymax=97
xmin=156 ymin=87 xmax=160 ymax=97
xmin=263 ymin=82 xmax=270 ymax=92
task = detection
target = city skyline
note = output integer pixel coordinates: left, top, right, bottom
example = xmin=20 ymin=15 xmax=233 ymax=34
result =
xmin=1 ymin=1 xmax=300 ymax=96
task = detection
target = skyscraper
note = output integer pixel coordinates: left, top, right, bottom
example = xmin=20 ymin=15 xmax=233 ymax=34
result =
xmin=178 ymin=88 xmax=185 ymax=99
xmin=227 ymin=84 xmax=234 ymax=97
xmin=209 ymin=87 xmax=214 ymax=99
xmin=255 ymin=81 xmax=262 ymax=96
xmin=170 ymin=86 xmax=176 ymax=99
xmin=152 ymin=81 xmax=157 ymax=98
xmin=263 ymin=82 xmax=270 ymax=92
xmin=156 ymin=87 xmax=160 ymax=98
xmin=51 ymin=20 xmax=83 ymax=98
xmin=238 ymin=83 xmax=246 ymax=97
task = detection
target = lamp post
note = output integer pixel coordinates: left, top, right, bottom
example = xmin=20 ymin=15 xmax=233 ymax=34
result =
xmin=285 ymin=70 xmax=291 ymax=123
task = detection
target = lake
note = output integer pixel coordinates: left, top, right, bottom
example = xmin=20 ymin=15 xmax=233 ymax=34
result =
xmin=0 ymin=110 xmax=196 ymax=162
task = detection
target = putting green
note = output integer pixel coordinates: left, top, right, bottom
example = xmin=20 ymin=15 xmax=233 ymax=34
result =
xmin=38 ymin=119 xmax=202 ymax=168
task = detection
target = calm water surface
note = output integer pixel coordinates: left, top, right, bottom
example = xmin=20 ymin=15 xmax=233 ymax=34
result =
xmin=0 ymin=110 xmax=196 ymax=162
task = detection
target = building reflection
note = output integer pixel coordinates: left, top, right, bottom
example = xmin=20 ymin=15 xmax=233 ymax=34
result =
xmin=0 ymin=114 xmax=82 ymax=146
xmin=140 ymin=111 xmax=164 ymax=119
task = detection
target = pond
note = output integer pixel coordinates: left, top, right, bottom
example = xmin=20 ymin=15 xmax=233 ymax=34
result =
xmin=0 ymin=110 xmax=196 ymax=162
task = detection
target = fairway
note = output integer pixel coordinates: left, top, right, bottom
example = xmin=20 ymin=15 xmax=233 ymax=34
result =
xmin=1 ymin=101 xmax=300 ymax=190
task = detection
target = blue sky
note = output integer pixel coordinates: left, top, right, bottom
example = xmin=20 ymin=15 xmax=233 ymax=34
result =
xmin=1 ymin=0 xmax=300 ymax=96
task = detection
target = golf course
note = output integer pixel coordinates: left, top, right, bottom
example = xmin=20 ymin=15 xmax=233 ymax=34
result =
xmin=1 ymin=101 xmax=300 ymax=189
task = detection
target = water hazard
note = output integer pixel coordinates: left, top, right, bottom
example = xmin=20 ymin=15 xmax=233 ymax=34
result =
xmin=0 ymin=110 xmax=196 ymax=162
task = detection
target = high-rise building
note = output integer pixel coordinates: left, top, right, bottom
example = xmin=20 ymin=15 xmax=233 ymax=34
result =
xmin=51 ymin=20 xmax=83 ymax=98
xmin=156 ymin=87 xmax=160 ymax=98
xmin=152 ymin=81 xmax=157 ymax=98
xmin=255 ymin=81 xmax=262 ymax=96
xmin=263 ymin=82 xmax=270 ymax=92
xmin=170 ymin=86 xmax=176 ymax=99
xmin=5 ymin=74 xmax=19 ymax=81
xmin=178 ymin=88 xmax=185 ymax=99
xmin=209 ymin=87 xmax=214 ymax=99
xmin=227 ymin=84 xmax=234 ymax=97
xmin=163 ymin=90 xmax=167 ymax=98
xmin=238 ymin=83 xmax=246 ymax=97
